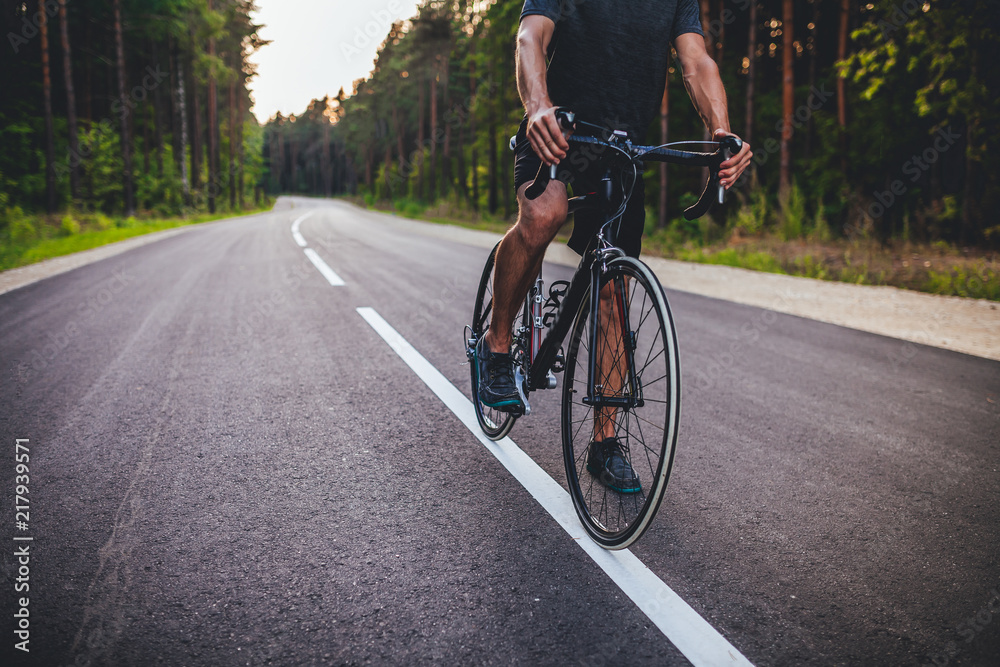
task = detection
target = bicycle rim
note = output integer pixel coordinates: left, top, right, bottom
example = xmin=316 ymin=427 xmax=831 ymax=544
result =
xmin=561 ymin=257 xmax=681 ymax=549
xmin=470 ymin=242 xmax=519 ymax=441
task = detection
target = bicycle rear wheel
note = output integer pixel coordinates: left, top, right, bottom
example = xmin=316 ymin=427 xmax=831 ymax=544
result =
xmin=469 ymin=242 xmax=520 ymax=440
xmin=561 ymin=257 xmax=680 ymax=549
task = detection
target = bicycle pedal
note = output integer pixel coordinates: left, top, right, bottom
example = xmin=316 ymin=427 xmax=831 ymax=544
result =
xmin=464 ymin=325 xmax=477 ymax=361
xmin=552 ymin=349 xmax=566 ymax=373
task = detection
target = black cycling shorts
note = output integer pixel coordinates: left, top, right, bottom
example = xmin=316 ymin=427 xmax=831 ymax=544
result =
xmin=512 ymin=118 xmax=645 ymax=259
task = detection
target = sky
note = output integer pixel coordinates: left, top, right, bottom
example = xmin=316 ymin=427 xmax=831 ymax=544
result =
xmin=249 ymin=0 xmax=423 ymax=122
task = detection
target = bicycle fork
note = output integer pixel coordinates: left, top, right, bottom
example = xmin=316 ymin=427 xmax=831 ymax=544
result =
xmin=583 ymin=261 xmax=643 ymax=411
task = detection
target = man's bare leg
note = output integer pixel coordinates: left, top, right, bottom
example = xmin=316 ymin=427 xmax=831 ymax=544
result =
xmin=594 ymin=280 xmax=627 ymax=442
xmin=484 ymin=180 xmax=568 ymax=354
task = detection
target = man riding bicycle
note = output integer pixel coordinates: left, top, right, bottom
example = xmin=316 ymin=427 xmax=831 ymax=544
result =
xmin=475 ymin=0 xmax=753 ymax=489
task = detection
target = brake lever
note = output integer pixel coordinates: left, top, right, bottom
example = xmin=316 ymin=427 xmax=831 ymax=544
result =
xmin=684 ymin=135 xmax=743 ymax=220
xmin=716 ymin=135 xmax=742 ymax=205
xmin=525 ymin=110 xmax=576 ymax=200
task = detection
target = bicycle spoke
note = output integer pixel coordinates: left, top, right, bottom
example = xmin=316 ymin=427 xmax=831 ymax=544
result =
xmin=562 ymin=259 xmax=679 ymax=548
xmin=638 ymin=370 xmax=669 ymax=387
xmin=637 ymin=342 xmax=665 ymax=379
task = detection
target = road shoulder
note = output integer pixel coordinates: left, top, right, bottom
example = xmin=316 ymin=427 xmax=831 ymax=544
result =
xmin=339 ymin=201 xmax=1000 ymax=362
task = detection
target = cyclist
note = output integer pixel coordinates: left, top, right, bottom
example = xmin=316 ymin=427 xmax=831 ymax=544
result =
xmin=474 ymin=0 xmax=753 ymax=489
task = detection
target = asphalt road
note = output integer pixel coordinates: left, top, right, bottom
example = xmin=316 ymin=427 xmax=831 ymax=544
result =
xmin=2 ymin=197 xmax=998 ymax=666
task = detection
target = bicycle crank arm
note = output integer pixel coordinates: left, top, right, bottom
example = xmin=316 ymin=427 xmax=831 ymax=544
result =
xmin=514 ymin=367 xmax=532 ymax=416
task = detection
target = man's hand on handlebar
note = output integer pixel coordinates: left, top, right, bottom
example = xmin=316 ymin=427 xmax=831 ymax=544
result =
xmin=713 ymin=128 xmax=753 ymax=189
xmin=527 ymin=106 xmax=571 ymax=166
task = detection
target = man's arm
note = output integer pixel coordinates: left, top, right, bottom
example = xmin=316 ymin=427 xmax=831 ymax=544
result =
xmin=516 ymin=14 xmax=569 ymax=165
xmin=674 ymin=32 xmax=753 ymax=188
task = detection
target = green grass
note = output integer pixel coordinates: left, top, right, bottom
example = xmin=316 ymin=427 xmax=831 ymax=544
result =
xmin=924 ymin=263 xmax=1000 ymax=300
xmin=673 ymin=246 xmax=787 ymax=274
xmin=0 ymin=205 xmax=271 ymax=272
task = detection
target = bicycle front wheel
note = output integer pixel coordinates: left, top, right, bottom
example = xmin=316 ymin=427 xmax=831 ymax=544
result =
xmin=470 ymin=242 xmax=519 ymax=440
xmin=562 ymin=257 xmax=681 ymax=549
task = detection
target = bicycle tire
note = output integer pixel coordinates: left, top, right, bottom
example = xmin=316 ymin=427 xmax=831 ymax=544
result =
xmin=561 ymin=257 xmax=681 ymax=549
xmin=470 ymin=242 xmax=520 ymax=440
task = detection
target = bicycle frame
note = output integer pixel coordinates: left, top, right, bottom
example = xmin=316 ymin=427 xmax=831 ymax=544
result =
xmin=508 ymin=113 xmax=738 ymax=413
xmin=518 ymin=226 xmax=643 ymax=419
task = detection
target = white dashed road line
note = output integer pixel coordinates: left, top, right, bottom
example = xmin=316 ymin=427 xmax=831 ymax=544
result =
xmin=303 ymin=248 xmax=346 ymax=287
xmin=291 ymin=210 xmax=345 ymax=286
xmin=291 ymin=211 xmax=312 ymax=247
xmin=356 ymin=306 xmax=754 ymax=667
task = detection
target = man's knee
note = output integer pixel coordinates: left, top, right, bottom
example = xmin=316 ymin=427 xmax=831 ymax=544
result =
xmin=515 ymin=193 xmax=567 ymax=251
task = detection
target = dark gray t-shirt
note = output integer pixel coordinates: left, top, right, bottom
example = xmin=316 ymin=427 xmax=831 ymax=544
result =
xmin=521 ymin=0 xmax=703 ymax=139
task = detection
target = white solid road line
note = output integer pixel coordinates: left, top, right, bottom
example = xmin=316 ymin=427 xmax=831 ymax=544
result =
xmin=357 ymin=306 xmax=754 ymax=667
xmin=291 ymin=211 xmax=312 ymax=247
xmin=304 ymin=248 xmax=346 ymax=287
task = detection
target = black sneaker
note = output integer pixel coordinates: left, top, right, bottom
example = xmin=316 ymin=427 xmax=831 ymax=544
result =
xmin=474 ymin=337 xmax=523 ymax=412
xmin=587 ymin=437 xmax=641 ymax=493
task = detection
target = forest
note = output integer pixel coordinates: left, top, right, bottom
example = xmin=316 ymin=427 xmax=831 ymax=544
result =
xmin=2 ymin=0 xmax=998 ymax=293
xmin=0 ymin=0 xmax=266 ymax=226
xmin=264 ymin=0 xmax=1000 ymax=251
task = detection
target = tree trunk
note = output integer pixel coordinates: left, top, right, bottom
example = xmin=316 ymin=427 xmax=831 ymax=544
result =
xmin=745 ymin=0 xmax=756 ymax=148
xmin=442 ymin=53 xmax=452 ymax=196
xmin=779 ymin=0 xmax=793 ymax=198
xmin=456 ymin=109 xmax=469 ymax=203
xmin=207 ymin=0 xmax=218 ymax=212
xmin=229 ymin=76 xmax=237 ymax=210
xmin=417 ymin=77 xmax=425 ymax=199
xmin=151 ymin=39 xmax=164 ymax=176
xmin=337 ymin=139 xmax=343 ymax=195
xmin=500 ymin=57 xmax=511 ymax=219
xmin=323 ymin=116 xmax=333 ymax=197
xmin=430 ymin=64 xmax=438 ymax=200
xmin=113 ymin=0 xmax=134 ymax=216
xmin=487 ymin=105 xmax=498 ymax=214
xmin=276 ymin=130 xmax=284 ymax=191
xmin=58 ymin=0 xmax=80 ymax=201
xmin=365 ymin=144 xmax=373 ymax=191
xmin=237 ymin=87 xmax=245 ymax=209
xmin=290 ymin=134 xmax=298 ymax=192
xmin=837 ymin=0 xmax=849 ymax=174
xmin=175 ymin=42 xmax=190 ymax=203
xmin=83 ymin=18 xmax=92 ymax=125
xmin=659 ymin=83 xmax=669 ymax=228
xmin=487 ymin=56 xmax=498 ymax=214
xmin=805 ymin=0 xmax=820 ymax=160
xmin=40 ymin=1 xmax=57 ymax=213
xmin=168 ymin=37 xmax=180 ymax=171
xmin=962 ymin=48 xmax=980 ymax=242
xmin=470 ymin=54 xmax=479 ymax=212
xmin=142 ymin=102 xmax=151 ymax=176
xmin=382 ymin=127 xmax=392 ymax=195
xmin=394 ymin=102 xmax=404 ymax=166
xmin=190 ymin=61 xmax=203 ymax=193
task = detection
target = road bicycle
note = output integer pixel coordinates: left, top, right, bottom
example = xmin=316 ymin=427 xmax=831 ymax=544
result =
xmin=466 ymin=109 xmax=740 ymax=549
